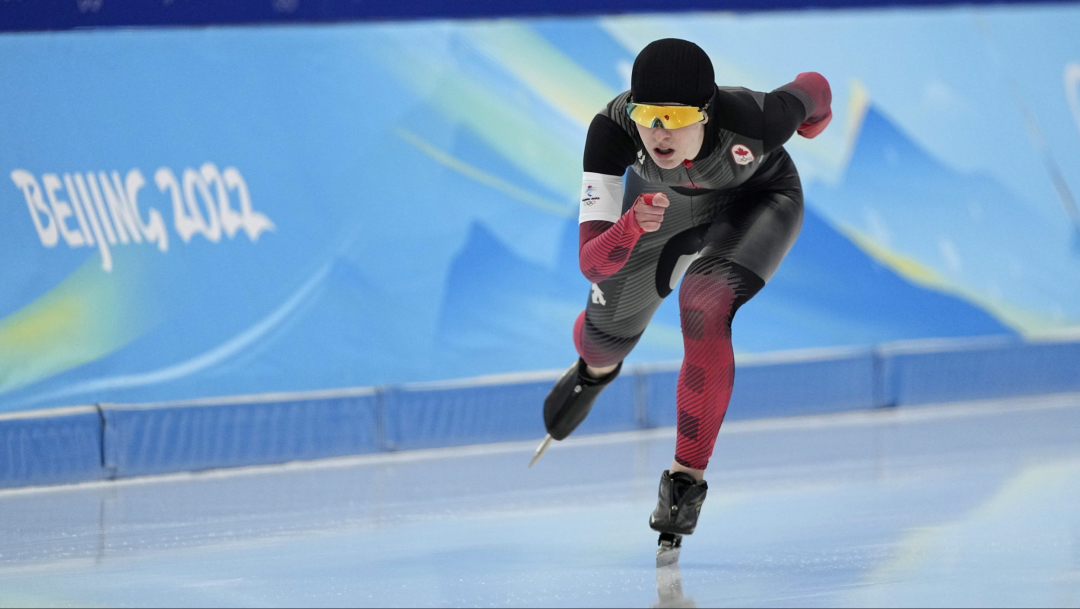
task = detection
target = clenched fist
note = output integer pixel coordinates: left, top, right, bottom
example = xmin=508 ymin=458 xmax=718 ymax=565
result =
xmin=633 ymin=192 xmax=669 ymax=233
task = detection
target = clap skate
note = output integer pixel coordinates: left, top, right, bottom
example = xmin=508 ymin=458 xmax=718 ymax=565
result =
xmin=649 ymin=470 xmax=708 ymax=566
xmin=528 ymin=359 xmax=622 ymax=467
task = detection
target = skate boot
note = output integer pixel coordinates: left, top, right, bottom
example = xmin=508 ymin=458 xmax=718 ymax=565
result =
xmin=528 ymin=358 xmax=622 ymax=467
xmin=650 ymin=470 xmax=708 ymax=565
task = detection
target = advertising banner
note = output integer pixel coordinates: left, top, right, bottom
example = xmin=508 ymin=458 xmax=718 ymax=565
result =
xmin=2 ymin=6 xmax=1079 ymax=412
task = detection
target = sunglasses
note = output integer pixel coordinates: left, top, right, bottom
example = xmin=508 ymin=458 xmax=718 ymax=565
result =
xmin=626 ymin=101 xmax=708 ymax=129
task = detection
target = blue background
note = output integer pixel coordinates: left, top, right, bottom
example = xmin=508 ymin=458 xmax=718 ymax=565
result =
xmin=2 ymin=5 xmax=1080 ymax=413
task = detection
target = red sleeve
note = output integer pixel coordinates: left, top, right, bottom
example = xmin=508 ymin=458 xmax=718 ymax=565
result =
xmin=578 ymin=208 xmax=645 ymax=283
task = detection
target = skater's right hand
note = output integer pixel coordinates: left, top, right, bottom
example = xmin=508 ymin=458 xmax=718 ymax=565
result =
xmin=633 ymin=193 xmax=669 ymax=233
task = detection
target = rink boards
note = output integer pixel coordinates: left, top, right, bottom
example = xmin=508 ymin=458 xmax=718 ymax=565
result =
xmin=2 ymin=335 xmax=1078 ymax=489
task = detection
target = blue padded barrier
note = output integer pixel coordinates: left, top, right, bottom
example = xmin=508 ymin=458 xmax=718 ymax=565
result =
xmin=100 ymin=391 xmax=380 ymax=478
xmin=381 ymin=371 xmax=638 ymax=451
xmin=642 ymin=347 xmax=881 ymax=427
xmin=732 ymin=348 xmax=881 ymax=419
xmin=0 ymin=406 xmax=104 ymax=488
xmin=641 ymin=367 xmax=680 ymax=428
xmin=881 ymin=337 xmax=1080 ymax=407
xmin=4 ymin=337 xmax=1080 ymax=489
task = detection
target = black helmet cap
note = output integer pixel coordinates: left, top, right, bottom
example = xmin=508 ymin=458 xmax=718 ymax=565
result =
xmin=630 ymin=38 xmax=715 ymax=107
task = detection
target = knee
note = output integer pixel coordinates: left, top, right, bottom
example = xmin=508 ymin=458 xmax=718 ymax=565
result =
xmin=678 ymin=259 xmax=763 ymax=335
xmin=574 ymin=310 xmax=638 ymax=367
xmin=678 ymin=265 xmax=739 ymax=330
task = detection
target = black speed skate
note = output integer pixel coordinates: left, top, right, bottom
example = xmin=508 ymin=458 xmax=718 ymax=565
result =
xmin=528 ymin=358 xmax=621 ymax=467
xmin=650 ymin=470 xmax=708 ymax=565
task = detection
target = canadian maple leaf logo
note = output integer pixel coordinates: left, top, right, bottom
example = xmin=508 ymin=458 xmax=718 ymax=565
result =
xmin=731 ymin=144 xmax=755 ymax=166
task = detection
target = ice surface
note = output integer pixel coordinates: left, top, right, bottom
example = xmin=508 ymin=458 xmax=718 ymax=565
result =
xmin=1 ymin=394 xmax=1079 ymax=607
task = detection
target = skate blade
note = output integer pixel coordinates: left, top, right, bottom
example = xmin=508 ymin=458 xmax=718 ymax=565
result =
xmin=528 ymin=434 xmax=554 ymax=468
xmin=656 ymin=533 xmax=682 ymax=567
xmin=656 ymin=546 xmax=682 ymax=568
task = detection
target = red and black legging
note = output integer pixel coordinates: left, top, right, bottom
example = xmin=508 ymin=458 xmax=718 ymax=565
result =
xmin=573 ymin=163 xmax=803 ymax=471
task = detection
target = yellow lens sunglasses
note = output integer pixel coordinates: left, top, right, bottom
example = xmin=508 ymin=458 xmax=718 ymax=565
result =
xmin=626 ymin=101 xmax=708 ymax=129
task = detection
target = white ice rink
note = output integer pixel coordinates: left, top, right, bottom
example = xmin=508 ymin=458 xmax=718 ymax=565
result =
xmin=2 ymin=394 xmax=1079 ymax=607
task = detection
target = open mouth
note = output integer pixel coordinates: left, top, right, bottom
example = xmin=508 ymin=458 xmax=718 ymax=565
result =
xmin=654 ymin=148 xmax=675 ymax=159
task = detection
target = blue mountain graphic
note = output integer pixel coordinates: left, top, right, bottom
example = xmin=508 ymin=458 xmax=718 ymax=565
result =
xmin=815 ymin=105 xmax=1078 ymax=329
xmin=435 ymin=200 xmax=1013 ymax=375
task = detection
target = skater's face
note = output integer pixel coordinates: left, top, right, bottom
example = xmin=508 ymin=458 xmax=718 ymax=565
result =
xmin=636 ymin=115 xmax=707 ymax=170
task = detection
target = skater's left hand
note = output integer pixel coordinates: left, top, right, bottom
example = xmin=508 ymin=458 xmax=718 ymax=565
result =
xmin=793 ymin=72 xmax=832 ymax=139
xmin=798 ymin=108 xmax=832 ymax=139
